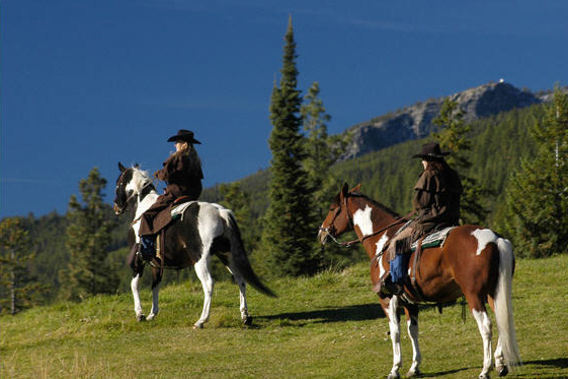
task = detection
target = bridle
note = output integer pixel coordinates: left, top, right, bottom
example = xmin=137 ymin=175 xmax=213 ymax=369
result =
xmin=115 ymin=174 xmax=155 ymax=215
xmin=319 ymin=194 xmax=353 ymax=244
xmin=320 ymin=193 xmax=412 ymax=248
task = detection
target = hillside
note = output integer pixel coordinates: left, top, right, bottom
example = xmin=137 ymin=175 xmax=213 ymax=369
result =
xmin=2 ymin=255 xmax=567 ymax=378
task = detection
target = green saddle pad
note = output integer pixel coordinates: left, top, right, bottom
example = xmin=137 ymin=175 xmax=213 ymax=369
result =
xmin=409 ymin=226 xmax=455 ymax=252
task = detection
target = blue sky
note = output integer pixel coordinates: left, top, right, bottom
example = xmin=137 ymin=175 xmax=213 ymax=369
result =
xmin=2 ymin=0 xmax=567 ymax=217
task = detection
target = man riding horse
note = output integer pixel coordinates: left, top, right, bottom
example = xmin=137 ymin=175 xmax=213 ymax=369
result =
xmin=138 ymin=129 xmax=204 ymax=260
xmin=382 ymin=142 xmax=463 ymax=295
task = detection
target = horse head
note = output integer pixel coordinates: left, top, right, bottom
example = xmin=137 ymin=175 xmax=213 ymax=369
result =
xmin=318 ymin=183 xmax=361 ymax=245
xmin=113 ymin=162 xmax=154 ymax=215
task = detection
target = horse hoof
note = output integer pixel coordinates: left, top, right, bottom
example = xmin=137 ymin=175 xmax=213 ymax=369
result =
xmin=136 ymin=314 xmax=146 ymax=322
xmin=387 ymin=373 xmax=400 ymax=379
xmin=243 ymin=316 xmax=253 ymax=326
xmin=193 ymin=323 xmax=204 ymax=329
xmin=147 ymin=313 xmax=156 ymax=321
xmin=497 ymin=365 xmax=508 ymax=377
xmin=406 ymin=368 xmax=422 ymax=377
xmin=478 ymin=374 xmax=490 ymax=379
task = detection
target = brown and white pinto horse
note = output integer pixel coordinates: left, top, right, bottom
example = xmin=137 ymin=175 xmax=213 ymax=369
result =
xmin=318 ymin=184 xmax=521 ymax=379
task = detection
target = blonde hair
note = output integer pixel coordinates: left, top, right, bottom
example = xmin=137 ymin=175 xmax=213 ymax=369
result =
xmin=185 ymin=144 xmax=203 ymax=175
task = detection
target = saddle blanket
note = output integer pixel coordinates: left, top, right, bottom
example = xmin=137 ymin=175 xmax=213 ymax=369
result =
xmin=171 ymin=201 xmax=198 ymax=220
xmin=390 ymin=226 xmax=456 ymax=285
xmin=410 ymin=226 xmax=455 ymax=252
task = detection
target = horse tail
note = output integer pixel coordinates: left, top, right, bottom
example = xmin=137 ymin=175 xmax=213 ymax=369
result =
xmin=224 ymin=211 xmax=277 ymax=298
xmin=494 ymin=237 xmax=522 ymax=367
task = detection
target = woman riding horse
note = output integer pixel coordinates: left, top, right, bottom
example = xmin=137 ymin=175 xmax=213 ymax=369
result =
xmin=383 ymin=142 xmax=463 ymax=295
xmin=138 ymin=129 xmax=204 ymax=259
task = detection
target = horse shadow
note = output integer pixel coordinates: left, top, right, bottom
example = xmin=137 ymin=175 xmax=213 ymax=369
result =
xmin=516 ymin=358 xmax=568 ymax=378
xmin=257 ymin=303 xmax=385 ymax=325
xmin=522 ymin=358 xmax=568 ymax=369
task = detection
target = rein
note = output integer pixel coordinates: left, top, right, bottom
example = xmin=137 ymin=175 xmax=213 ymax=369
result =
xmin=321 ymin=216 xmax=408 ymax=248
xmin=124 ymin=180 xmax=154 ymax=204
xmin=321 ymin=192 xmax=415 ymax=248
xmin=128 ymin=181 xmax=156 ymax=226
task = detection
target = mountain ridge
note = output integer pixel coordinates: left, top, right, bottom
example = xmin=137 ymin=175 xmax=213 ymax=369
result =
xmin=341 ymin=81 xmax=544 ymax=159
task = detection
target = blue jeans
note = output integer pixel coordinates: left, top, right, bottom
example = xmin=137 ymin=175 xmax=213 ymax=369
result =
xmin=139 ymin=235 xmax=155 ymax=260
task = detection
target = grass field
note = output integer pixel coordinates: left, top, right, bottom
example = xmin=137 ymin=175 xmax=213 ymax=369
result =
xmin=1 ymin=254 xmax=567 ymax=378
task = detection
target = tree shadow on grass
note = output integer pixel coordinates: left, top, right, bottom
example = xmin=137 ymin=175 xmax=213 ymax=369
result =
xmin=257 ymin=303 xmax=385 ymax=325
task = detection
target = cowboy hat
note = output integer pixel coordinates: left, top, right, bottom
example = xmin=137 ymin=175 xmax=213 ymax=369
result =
xmin=167 ymin=129 xmax=201 ymax=144
xmin=412 ymin=142 xmax=450 ymax=159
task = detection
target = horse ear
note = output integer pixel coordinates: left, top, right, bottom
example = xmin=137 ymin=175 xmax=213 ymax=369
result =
xmin=350 ymin=183 xmax=361 ymax=193
xmin=118 ymin=162 xmax=126 ymax=172
xmin=340 ymin=183 xmax=349 ymax=200
xmin=134 ymin=163 xmax=140 ymax=169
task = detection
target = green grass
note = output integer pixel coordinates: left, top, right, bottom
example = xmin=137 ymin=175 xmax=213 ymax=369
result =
xmin=1 ymin=255 xmax=567 ymax=378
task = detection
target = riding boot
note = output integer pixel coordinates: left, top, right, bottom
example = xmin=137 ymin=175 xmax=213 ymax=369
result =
xmin=138 ymin=235 xmax=156 ymax=261
xmin=381 ymin=272 xmax=403 ymax=297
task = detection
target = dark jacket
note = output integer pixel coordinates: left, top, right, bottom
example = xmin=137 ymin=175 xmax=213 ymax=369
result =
xmin=155 ymin=150 xmax=203 ymax=200
xmin=139 ymin=150 xmax=203 ymax=236
xmin=412 ymin=163 xmax=462 ymax=237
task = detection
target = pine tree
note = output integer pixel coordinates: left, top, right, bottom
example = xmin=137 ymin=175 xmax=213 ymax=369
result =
xmin=60 ymin=167 xmax=119 ymax=300
xmin=433 ymin=98 xmax=492 ymax=225
xmin=261 ymin=17 xmax=321 ymax=276
xmin=219 ymin=182 xmax=257 ymax=252
xmin=502 ymin=87 xmax=568 ymax=257
xmin=0 ymin=218 xmax=46 ymax=314
xmin=300 ymin=82 xmax=352 ymax=268
xmin=301 ymin=82 xmax=347 ymax=213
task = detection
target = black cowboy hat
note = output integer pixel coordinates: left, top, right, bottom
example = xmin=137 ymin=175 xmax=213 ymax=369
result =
xmin=167 ymin=129 xmax=201 ymax=144
xmin=412 ymin=142 xmax=450 ymax=159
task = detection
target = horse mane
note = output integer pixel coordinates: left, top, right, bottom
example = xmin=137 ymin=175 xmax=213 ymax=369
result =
xmin=131 ymin=166 xmax=151 ymax=181
xmin=348 ymin=192 xmax=400 ymax=218
xmin=128 ymin=166 xmax=154 ymax=193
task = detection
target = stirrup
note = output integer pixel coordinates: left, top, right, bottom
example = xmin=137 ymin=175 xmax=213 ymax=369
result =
xmin=137 ymin=249 xmax=155 ymax=262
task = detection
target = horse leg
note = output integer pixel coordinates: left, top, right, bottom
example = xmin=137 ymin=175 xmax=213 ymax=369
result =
xmin=193 ymin=254 xmax=214 ymax=329
xmin=487 ymin=297 xmax=508 ymax=377
xmin=131 ymin=273 xmax=145 ymax=321
xmin=232 ymin=269 xmax=251 ymax=325
xmin=467 ymin=294 xmax=493 ymax=379
xmin=404 ymin=306 xmax=422 ymax=377
xmin=128 ymin=245 xmax=146 ymax=321
xmin=386 ymin=296 xmax=402 ymax=379
xmin=147 ymin=266 xmax=162 ymax=321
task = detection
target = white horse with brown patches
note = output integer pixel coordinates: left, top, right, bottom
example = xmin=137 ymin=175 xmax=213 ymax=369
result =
xmin=113 ymin=163 xmax=275 ymax=328
xmin=318 ymin=184 xmax=521 ymax=379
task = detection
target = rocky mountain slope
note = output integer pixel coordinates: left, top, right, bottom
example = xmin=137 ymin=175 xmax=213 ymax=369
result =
xmin=342 ymin=81 xmax=543 ymax=159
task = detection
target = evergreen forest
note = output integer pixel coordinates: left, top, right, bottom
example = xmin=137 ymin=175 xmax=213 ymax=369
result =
xmin=1 ymin=99 xmax=561 ymax=312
